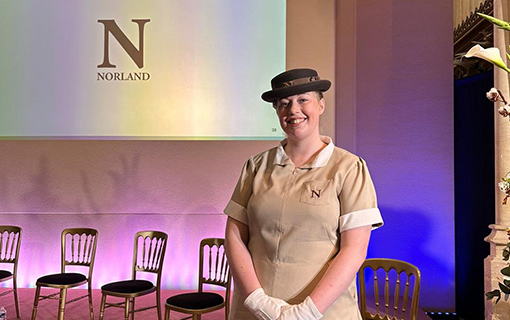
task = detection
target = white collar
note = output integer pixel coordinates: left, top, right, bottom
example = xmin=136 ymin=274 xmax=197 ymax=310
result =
xmin=274 ymin=136 xmax=335 ymax=168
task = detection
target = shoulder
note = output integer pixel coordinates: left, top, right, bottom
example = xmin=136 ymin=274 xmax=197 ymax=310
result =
xmin=244 ymin=146 xmax=278 ymax=170
xmin=329 ymin=146 xmax=366 ymax=170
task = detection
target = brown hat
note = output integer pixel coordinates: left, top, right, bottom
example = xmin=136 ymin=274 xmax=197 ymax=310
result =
xmin=261 ymin=68 xmax=331 ymax=102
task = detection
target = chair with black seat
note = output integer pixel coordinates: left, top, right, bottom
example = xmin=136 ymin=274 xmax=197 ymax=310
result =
xmin=0 ymin=226 xmax=22 ymax=319
xmin=31 ymin=228 xmax=98 ymax=320
xmin=99 ymin=230 xmax=167 ymax=320
xmin=358 ymin=258 xmax=421 ymax=320
xmin=165 ymin=238 xmax=231 ymax=320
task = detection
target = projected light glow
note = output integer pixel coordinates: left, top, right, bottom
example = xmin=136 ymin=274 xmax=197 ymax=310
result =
xmin=0 ymin=1 xmax=286 ymax=139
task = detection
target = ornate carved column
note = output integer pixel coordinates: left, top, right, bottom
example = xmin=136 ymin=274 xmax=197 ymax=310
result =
xmin=485 ymin=1 xmax=510 ymax=319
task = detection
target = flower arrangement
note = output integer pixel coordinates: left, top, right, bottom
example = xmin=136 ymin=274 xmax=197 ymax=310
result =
xmin=465 ymin=12 xmax=510 ymax=304
xmin=465 ymin=13 xmax=510 ymax=206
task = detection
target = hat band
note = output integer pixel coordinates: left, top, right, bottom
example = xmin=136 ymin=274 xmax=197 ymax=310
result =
xmin=274 ymin=76 xmax=321 ymax=89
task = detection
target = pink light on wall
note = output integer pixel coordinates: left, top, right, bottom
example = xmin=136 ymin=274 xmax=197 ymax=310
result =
xmin=0 ymin=213 xmax=227 ymax=290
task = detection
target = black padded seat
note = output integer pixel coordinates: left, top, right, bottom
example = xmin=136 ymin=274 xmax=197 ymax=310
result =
xmin=0 ymin=270 xmax=12 ymax=279
xmin=37 ymin=273 xmax=87 ymax=285
xmin=101 ymin=280 xmax=153 ymax=294
xmin=166 ymin=292 xmax=224 ymax=310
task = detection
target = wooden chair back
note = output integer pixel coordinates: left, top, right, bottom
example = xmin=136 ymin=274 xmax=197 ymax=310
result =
xmin=358 ymin=258 xmax=421 ymax=320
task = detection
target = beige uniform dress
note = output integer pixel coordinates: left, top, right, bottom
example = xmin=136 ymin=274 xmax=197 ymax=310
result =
xmin=224 ymin=136 xmax=383 ymax=320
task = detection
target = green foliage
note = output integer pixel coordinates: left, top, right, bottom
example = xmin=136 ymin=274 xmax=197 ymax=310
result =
xmin=499 ymin=282 xmax=510 ymax=294
xmin=477 ymin=13 xmax=510 ymax=31
xmin=503 ymin=248 xmax=510 ymax=261
xmin=486 ymin=289 xmax=501 ymax=304
xmin=501 ymin=266 xmax=510 ymax=276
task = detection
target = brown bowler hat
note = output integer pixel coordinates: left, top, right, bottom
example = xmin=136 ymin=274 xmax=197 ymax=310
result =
xmin=261 ymin=68 xmax=331 ymax=102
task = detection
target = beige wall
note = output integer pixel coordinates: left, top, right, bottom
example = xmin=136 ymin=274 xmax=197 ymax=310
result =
xmin=287 ymin=0 xmax=335 ymax=138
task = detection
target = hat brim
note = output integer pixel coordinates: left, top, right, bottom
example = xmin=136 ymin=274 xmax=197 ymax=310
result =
xmin=261 ymin=80 xmax=331 ymax=102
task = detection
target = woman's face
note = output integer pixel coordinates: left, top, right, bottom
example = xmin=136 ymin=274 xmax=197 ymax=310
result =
xmin=274 ymin=91 xmax=325 ymax=142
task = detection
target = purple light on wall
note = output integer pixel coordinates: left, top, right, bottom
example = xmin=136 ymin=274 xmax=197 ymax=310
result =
xmin=350 ymin=0 xmax=454 ymax=310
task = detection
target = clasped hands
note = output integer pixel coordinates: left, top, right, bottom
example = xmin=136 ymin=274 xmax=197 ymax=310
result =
xmin=244 ymin=288 xmax=323 ymax=320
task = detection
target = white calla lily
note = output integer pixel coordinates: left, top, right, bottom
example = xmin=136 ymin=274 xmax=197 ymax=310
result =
xmin=465 ymin=44 xmax=510 ymax=73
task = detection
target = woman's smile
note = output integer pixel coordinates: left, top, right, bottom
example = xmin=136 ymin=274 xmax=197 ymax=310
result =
xmin=287 ymin=117 xmax=307 ymax=125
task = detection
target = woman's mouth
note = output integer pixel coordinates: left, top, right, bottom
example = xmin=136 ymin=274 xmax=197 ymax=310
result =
xmin=287 ymin=118 xmax=307 ymax=125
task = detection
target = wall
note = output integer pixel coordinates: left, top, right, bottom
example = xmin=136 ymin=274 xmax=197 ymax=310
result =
xmin=336 ymin=0 xmax=455 ymax=311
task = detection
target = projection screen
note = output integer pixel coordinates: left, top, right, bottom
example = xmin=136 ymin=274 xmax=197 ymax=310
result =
xmin=0 ymin=1 xmax=286 ymax=139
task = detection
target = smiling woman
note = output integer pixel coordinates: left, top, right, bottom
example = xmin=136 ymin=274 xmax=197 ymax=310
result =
xmin=224 ymin=68 xmax=384 ymax=320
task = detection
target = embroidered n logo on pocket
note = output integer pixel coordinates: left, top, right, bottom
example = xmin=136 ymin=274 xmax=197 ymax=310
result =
xmin=300 ymin=180 xmax=331 ymax=205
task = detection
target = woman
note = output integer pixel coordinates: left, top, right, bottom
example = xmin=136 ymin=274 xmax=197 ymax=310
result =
xmin=224 ymin=68 xmax=383 ymax=320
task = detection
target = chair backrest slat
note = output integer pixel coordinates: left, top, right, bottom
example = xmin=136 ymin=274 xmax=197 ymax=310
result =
xmin=393 ymin=272 xmax=401 ymax=317
xmin=374 ymin=272 xmax=380 ymax=314
xmin=384 ymin=272 xmax=390 ymax=314
xmin=402 ymin=274 xmax=411 ymax=317
xmin=6 ymin=233 xmax=13 ymax=260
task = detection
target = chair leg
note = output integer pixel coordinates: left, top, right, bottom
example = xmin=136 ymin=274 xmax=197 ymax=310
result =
xmin=99 ymin=293 xmax=107 ymax=320
xmin=164 ymin=306 xmax=170 ymax=320
xmin=58 ymin=288 xmax=67 ymax=320
xmin=124 ymin=298 xmax=131 ymax=320
xmin=226 ymin=293 xmax=230 ymax=320
xmin=130 ymin=298 xmax=135 ymax=320
xmin=13 ymin=278 xmax=20 ymax=318
xmin=31 ymin=285 xmax=41 ymax=320
xmin=156 ymin=288 xmax=162 ymax=320
xmin=88 ymin=283 xmax=94 ymax=320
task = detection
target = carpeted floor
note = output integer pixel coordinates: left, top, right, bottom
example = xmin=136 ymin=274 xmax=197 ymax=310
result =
xmin=0 ymin=288 xmax=227 ymax=320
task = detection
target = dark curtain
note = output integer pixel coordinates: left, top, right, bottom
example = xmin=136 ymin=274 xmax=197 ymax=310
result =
xmin=454 ymin=70 xmax=495 ymax=320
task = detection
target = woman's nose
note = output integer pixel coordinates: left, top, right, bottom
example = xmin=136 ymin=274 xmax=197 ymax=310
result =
xmin=288 ymin=102 xmax=300 ymax=114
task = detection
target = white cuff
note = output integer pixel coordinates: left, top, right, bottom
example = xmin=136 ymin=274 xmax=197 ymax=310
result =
xmin=339 ymin=208 xmax=383 ymax=232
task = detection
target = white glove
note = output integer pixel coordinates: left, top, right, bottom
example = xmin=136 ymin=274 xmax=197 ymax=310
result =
xmin=244 ymin=288 xmax=289 ymax=320
xmin=277 ymin=296 xmax=322 ymax=320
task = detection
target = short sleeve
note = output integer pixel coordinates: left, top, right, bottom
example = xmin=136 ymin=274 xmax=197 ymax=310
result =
xmin=339 ymin=158 xmax=383 ymax=232
xmin=223 ymin=158 xmax=255 ymax=225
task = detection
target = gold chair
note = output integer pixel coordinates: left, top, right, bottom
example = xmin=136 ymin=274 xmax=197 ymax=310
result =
xmin=0 ymin=226 xmax=22 ymax=319
xmin=99 ymin=230 xmax=168 ymax=320
xmin=358 ymin=258 xmax=421 ymax=320
xmin=165 ymin=238 xmax=231 ymax=320
xmin=31 ymin=228 xmax=98 ymax=320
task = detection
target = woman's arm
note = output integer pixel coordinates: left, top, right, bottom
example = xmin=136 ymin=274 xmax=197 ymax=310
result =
xmin=224 ymin=217 xmax=261 ymax=298
xmin=309 ymin=225 xmax=372 ymax=313
xmin=225 ymin=217 xmax=289 ymax=320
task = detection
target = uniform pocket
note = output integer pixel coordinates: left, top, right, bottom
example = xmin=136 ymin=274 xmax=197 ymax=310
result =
xmin=300 ymin=180 xmax=332 ymax=205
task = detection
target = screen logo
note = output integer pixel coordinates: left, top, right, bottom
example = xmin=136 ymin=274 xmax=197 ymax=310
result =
xmin=97 ymin=19 xmax=150 ymax=81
